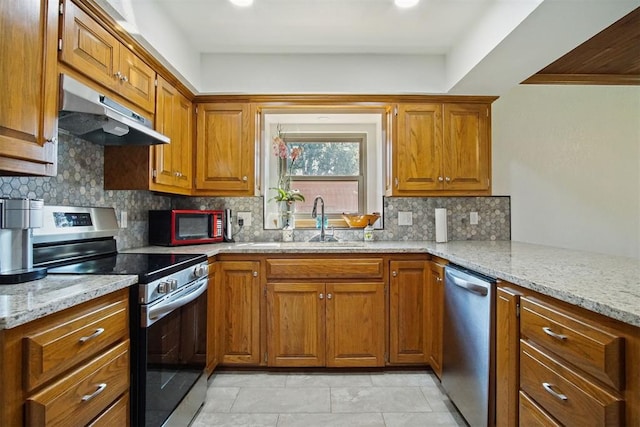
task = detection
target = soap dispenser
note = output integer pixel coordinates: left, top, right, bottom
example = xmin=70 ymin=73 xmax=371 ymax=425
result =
xmin=363 ymin=220 xmax=374 ymax=242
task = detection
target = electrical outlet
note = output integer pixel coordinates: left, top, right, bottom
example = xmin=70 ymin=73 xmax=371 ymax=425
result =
xmin=120 ymin=211 xmax=127 ymax=228
xmin=398 ymin=211 xmax=413 ymax=226
xmin=470 ymin=211 xmax=479 ymax=225
xmin=237 ymin=211 xmax=252 ymax=227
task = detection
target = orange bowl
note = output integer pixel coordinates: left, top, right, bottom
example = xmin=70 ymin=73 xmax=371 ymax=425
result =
xmin=341 ymin=213 xmax=380 ymax=228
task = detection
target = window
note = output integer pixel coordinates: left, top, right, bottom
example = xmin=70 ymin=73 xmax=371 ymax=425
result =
xmin=283 ymin=133 xmax=366 ymax=218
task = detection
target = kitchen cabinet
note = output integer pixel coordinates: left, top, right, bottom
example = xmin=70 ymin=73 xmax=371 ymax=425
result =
xmin=388 ymin=102 xmax=491 ymax=196
xmin=194 ymin=102 xmax=256 ymax=196
xmin=427 ymin=260 xmax=445 ymax=377
xmin=389 ymin=260 xmax=430 ymax=365
xmin=59 ymin=0 xmax=156 ymax=113
xmin=265 ymin=257 xmax=386 ymax=367
xmin=0 ymin=0 xmax=58 ymax=176
xmin=496 ymin=281 xmax=640 ymax=426
xmin=218 ymin=260 xmax=261 ymax=365
xmin=0 ymin=289 xmax=130 ymax=426
xmin=103 ymin=76 xmax=194 ymax=195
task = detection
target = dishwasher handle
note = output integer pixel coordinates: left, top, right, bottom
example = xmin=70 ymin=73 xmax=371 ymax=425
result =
xmin=448 ymin=272 xmax=489 ymax=296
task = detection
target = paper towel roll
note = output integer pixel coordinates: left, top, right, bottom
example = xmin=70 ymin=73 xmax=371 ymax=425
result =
xmin=435 ymin=208 xmax=448 ymax=243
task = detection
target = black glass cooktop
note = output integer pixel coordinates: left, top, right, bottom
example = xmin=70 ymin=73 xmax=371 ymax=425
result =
xmin=47 ymin=253 xmax=207 ymax=284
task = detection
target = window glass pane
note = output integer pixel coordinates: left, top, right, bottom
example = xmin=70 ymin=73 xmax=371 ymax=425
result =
xmin=287 ymin=142 xmax=360 ymax=176
xmin=292 ymin=181 xmax=359 ymax=214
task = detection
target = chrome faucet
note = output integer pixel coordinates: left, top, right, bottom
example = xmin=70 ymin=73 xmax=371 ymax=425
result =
xmin=311 ymin=196 xmax=326 ymax=241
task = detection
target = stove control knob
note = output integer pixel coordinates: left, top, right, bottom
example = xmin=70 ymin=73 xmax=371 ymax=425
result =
xmin=168 ymin=279 xmax=178 ymax=291
xmin=157 ymin=282 xmax=169 ymax=294
xmin=194 ymin=265 xmax=208 ymax=278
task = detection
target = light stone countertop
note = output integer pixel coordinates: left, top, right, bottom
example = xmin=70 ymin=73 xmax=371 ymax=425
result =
xmin=126 ymin=240 xmax=640 ymax=327
xmin=2 ymin=240 xmax=638 ymax=329
xmin=0 ymin=275 xmax=137 ymax=329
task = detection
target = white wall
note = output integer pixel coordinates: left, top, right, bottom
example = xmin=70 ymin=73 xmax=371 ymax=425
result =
xmin=492 ymin=85 xmax=640 ymax=259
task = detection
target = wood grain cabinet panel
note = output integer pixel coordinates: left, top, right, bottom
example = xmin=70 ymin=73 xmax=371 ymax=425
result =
xmin=0 ymin=0 xmax=58 ymax=176
xmin=206 ymin=260 xmax=220 ymax=375
xmin=520 ymin=340 xmax=623 ymax=427
xmin=195 ymin=103 xmax=255 ymax=195
xmin=219 ymin=261 xmax=261 ymax=365
xmin=519 ymin=391 xmax=562 ymax=427
xmin=266 ymin=258 xmax=384 ymax=280
xmin=24 ymin=298 xmax=128 ymax=392
xmin=389 ymin=260 xmax=430 ymax=364
xmin=427 ymin=261 xmax=445 ymax=376
xmin=521 ymin=297 xmax=624 ymax=390
xmin=87 ymin=392 xmax=129 ymax=427
xmin=59 ymin=0 xmax=155 ymax=113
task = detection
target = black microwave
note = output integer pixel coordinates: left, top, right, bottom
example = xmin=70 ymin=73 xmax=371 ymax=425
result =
xmin=148 ymin=209 xmax=224 ymax=246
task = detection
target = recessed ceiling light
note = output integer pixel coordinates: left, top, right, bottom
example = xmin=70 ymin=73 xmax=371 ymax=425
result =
xmin=229 ymin=0 xmax=253 ymax=6
xmin=394 ymin=0 xmax=419 ymax=8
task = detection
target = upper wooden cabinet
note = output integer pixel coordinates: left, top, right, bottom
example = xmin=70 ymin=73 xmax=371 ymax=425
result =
xmin=194 ymin=103 xmax=256 ymax=196
xmin=104 ymin=77 xmax=193 ymax=194
xmin=388 ymin=102 xmax=491 ymax=196
xmin=152 ymin=76 xmax=193 ymax=192
xmin=0 ymin=0 xmax=59 ymax=176
xmin=59 ymin=0 xmax=156 ymax=113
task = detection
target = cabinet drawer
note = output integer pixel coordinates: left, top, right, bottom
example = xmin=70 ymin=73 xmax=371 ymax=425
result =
xmin=266 ymin=258 xmax=384 ymax=279
xmin=87 ymin=392 xmax=129 ymax=427
xmin=520 ymin=297 xmax=623 ymax=390
xmin=519 ymin=391 xmax=562 ymax=427
xmin=26 ymin=340 xmax=130 ymax=427
xmin=520 ymin=340 xmax=623 ymax=427
xmin=24 ymin=299 xmax=128 ymax=391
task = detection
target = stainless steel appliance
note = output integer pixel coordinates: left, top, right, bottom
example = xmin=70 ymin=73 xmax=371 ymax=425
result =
xmin=442 ymin=265 xmax=497 ymax=427
xmin=32 ymin=206 xmax=208 ymax=427
xmin=58 ymin=74 xmax=170 ymax=146
xmin=149 ymin=209 xmax=224 ymax=246
xmin=0 ymin=198 xmax=47 ymax=284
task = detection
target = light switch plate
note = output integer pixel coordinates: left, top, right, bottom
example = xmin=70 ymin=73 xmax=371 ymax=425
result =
xmin=238 ymin=211 xmax=252 ymax=227
xmin=470 ymin=211 xmax=479 ymax=225
xmin=398 ymin=211 xmax=413 ymax=226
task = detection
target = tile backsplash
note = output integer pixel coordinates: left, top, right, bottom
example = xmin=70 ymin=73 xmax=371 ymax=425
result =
xmin=1 ymin=134 xmax=510 ymax=249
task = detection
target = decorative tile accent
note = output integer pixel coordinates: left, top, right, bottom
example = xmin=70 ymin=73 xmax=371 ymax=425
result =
xmin=0 ymin=131 xmax=171 ymax=250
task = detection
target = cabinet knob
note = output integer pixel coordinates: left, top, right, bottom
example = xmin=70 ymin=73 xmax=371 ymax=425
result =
xmin=436 ymin=277 xmax=442 ymax=282
xmin=438 ymin=176 xmax=444 ymax=182
xmin=122 ymin=75 xmax=128 ymax=83
xmin=114 ymin=71 xmax=122 ymax=79
xmin=242 ymin=176 xmax=248 ymax=182
xmin=253 ymin=271 xmax=258 ymax=277
xmin=392 ymin=271 xmax=397 ymax=277
xmin=327 ymin=293 xmax=332 ymax=299
xmin=319 ymin=293 xmax=324 ymax=299
xmin=445 ymin=176 xmax=451 ymax=182
xmin=46 ymin=137 xmax=58 ymax=144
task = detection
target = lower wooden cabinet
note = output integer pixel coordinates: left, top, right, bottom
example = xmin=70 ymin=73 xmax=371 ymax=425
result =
xmin=389 ymin=260 xmax=429 ymax=364
xmin=218 ymin=260 xmax=261 ymax=365
xmin=206 ymin=258 xmax=220 ymax=375
xmin=266 ymin=281 xmax=385 ymax=367
xmin=427 ymin=261 xmax=445 ymax=376
xmin=0 ymin=289 xmax=130 ymax=426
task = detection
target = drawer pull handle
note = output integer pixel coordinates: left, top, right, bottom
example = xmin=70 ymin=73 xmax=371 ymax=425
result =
xmin=542 ymin=382 xmax=568 ymax=401
xmin=79 ymin=327 xmax=105 ymax=343
xmin=81 ymin=383 xmax=107 ymax=402
xmin=542 ymin=326 xmax=567 ymax=341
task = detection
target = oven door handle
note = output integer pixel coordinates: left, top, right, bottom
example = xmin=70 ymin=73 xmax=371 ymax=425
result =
xmin=144 ymin=279 xmax=207 ymax=327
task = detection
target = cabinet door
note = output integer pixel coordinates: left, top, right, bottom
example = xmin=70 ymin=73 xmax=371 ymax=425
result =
xmin=496 ymin=286 xmax=521 ymax=427
xmin=174 ymin=92 xmax=194 ymax=190
xmin=195 ymin=103 xmax=255 ymax=195
xmin=153 ymin=77 xmax=178 ymax=188
xmin=389 ymin=261 xmax=430 ymax=364
xmin=60 ymin=0 xmax=119 ymax=90
xmin=443 ymin=103 xmax=490 ymax=191
xmin=219 ymin=261 xmax=261 ymax=365
xmin=0 ymin=0 xmax=58 ymax=176
xmin=427 ymin=262 xmax=444 ymax=377
xmin=326 ymin=282 xmax=385 ymax=367
xmin=394 ymin=104 xmax=443 ymax=193
xmin=118 ymin=47 xmax=156 ymax=113
xmin=206 ymin=261 xmax=219 ymax=375
xmin=266 ymin=283 xmax=325 ymax=367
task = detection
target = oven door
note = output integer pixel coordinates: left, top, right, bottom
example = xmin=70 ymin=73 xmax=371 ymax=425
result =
xmin=134 ymin=277 xmax=208 ymax=427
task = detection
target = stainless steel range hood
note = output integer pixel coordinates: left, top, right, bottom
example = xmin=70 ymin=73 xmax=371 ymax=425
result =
xmin=58 ymin=75 xmax=170 ymax=146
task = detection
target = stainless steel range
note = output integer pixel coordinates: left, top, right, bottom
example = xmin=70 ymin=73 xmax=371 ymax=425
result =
xmin=32 ymin=206 xmax=208 ymax=427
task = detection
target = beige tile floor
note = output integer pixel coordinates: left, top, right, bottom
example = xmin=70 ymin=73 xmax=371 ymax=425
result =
xmin=192 ymin=371 xmax=468 ymax=427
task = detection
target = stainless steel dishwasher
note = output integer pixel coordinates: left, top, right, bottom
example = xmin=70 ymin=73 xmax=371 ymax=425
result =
xmin=442 ymin=265 xmax=497 ymax=427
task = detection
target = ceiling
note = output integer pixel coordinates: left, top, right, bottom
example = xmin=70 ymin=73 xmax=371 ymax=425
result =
xmin=97 ymin=0 xmax=640 ymax=94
